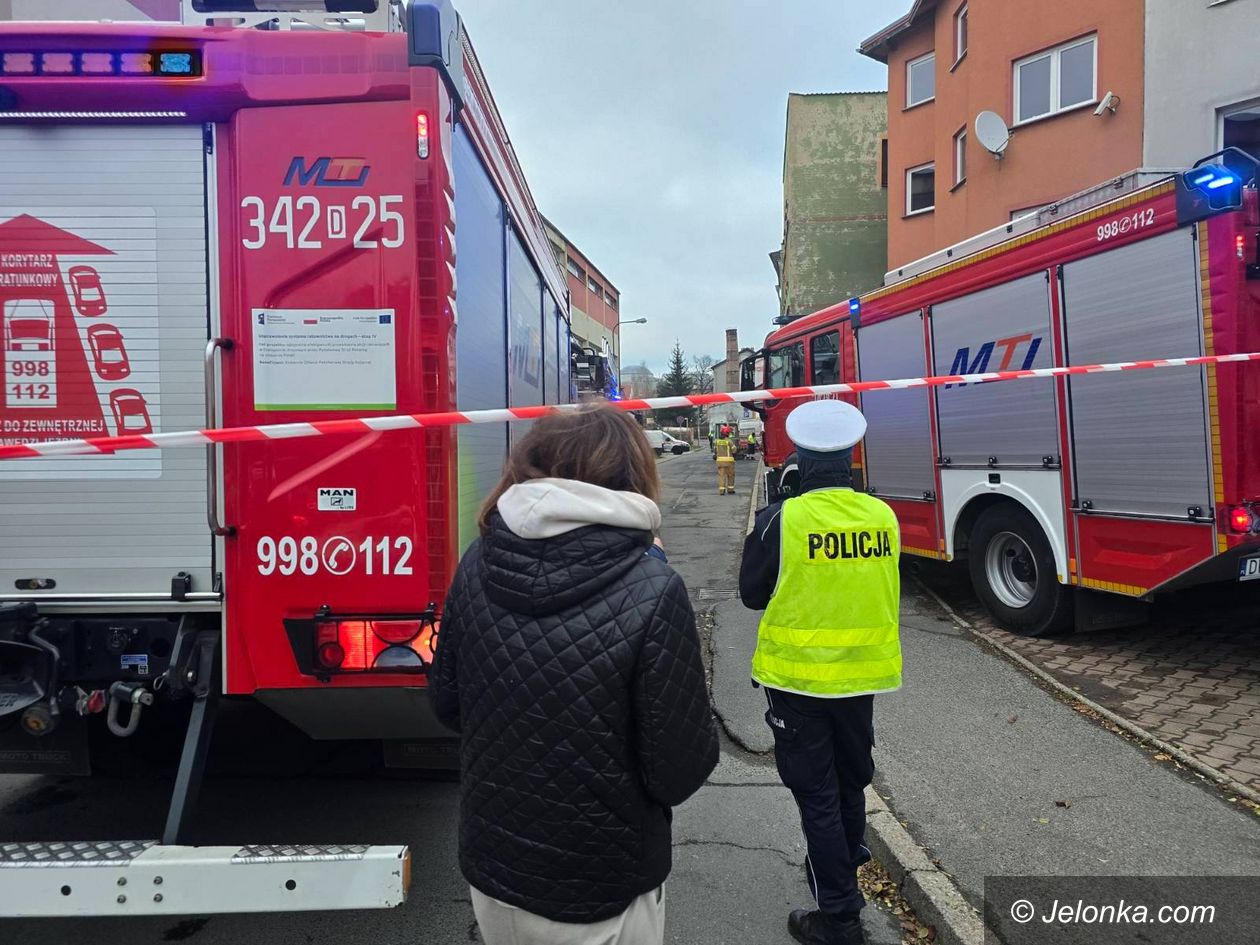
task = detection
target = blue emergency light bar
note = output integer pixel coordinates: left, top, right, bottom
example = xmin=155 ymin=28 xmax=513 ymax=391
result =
xmin=0 ymin=49 xmax=202 ymax=78
xmin=848 ymin=297 xmax=861 ymax=315
xmin=1185 ymin=164 xmax=1238 ymax=193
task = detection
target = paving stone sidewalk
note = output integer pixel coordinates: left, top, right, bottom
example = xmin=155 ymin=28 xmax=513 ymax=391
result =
xmin=917 ymin=563 xmax=1260 ymax=793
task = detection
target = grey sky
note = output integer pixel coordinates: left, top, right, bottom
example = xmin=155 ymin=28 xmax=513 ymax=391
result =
xmin=455 ymin=0 xmax=892 ymax=375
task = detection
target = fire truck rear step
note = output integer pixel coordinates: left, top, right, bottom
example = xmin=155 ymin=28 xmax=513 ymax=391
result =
xmin=0 ymin=841 xmax=409 ymax=916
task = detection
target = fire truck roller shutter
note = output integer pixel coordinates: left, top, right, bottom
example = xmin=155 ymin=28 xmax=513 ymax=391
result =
xmin=0 ymin=124 xmax=212 ymax=598
xmin=931 ymin=272 xmax=1058 ymax=466
xmin=1063 ymin=228 xmax=1213 ymax=520
xmin=506 ymin=226 xmax=544 ymax=449
xmin=544 ymin=298 xmax=560 ymax=405
xmin=856 ymin=311 xmax=935 ymax=500
xmin=453 ymin=127 xmax=509 ymax=554
xmin=558 ymin=307 xmax=573 ymax=401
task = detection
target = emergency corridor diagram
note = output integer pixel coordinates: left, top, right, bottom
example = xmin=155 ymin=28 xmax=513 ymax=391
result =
xmin=0 ymin=211 xmax=162 ymax=478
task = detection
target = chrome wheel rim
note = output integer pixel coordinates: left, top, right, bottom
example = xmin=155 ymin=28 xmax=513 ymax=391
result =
xmin=985 ymin=531 xmax=1038 ymax=609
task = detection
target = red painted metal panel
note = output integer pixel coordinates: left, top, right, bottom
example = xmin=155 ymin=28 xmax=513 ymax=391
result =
xmin=219 ymin=98 xmax=434 ymax=695
xmin=1075 ymin=516 xmax=1216 ymax=594
xmin=887 ymin=499 xmax=941 ymax=559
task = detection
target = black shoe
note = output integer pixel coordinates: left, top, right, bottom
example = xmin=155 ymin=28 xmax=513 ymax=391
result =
xmin=788 ymin=909 xmax=865 ymax=945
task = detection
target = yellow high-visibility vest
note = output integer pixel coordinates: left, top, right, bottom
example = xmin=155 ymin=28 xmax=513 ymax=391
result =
xmin=714 ymin=437 xmax=735 ymax=463
xmin=752 ymin=488 xmax=902 ymax=697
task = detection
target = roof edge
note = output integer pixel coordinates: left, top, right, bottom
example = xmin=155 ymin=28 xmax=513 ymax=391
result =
xmin=858 ymin=0 xmax=936 ymax=63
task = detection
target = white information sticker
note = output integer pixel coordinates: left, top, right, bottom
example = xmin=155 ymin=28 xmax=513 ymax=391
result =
xmin=251 ymin=309 xmax=396 ymax=412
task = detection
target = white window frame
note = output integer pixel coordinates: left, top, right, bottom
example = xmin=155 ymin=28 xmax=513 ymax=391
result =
xmin=1012 ymin=34 xmax=1097 ymax=125
xmin=906 ymin=162 xmax=936 ymax=216
xmin=953 ymin=4 xmax=968 ymax=65
xmin=953 ymin=128 xmax=967 ymax=186
xmin=906 ymin=51 xmax=936 ymax=108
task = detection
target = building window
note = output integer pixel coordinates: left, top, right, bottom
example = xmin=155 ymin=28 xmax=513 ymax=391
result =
xmin=879 ymin=138 xmax=889 ymax=188
xmin=1221 ymin=99 xmax=1260 ymax=175
xmin=810 ymin=332 xmax=840 ymax=386
xmin=906 ymin=52 xmax=935 ymax=108
xmin=1014 ymin=35 xmax=1096 ymax=125
xmin=954 ymin=4 xmax=968 ymax=64
xmin=588 ymin=276 xmax=601 ymax=295
xmin=906 ymin=163 xmax=935 ymax=215
xmin=566 ymin=258 xmax=586 ymax=282
xmin=953 ymin=128 xmax=967 ymax=186
xmin=605 ymin=291 xmax=618 ymax=309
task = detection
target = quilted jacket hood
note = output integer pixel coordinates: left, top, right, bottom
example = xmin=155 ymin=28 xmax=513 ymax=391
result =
xmin=481 ymin=511 xmax=652 ymax=617
xmin=497 ymin=478 xmax=661 ymax=538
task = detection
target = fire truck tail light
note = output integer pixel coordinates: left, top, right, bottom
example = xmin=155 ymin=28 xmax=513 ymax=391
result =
xmin=416 ymin=113 xmax=430 ymax=159
xmin=317 ymin=640 xmax=345 ymax=669
xmin=310 ymin=618 xmax=437 ymax=674
xmin=372 ymin=619 xmax=421 ymax=644
xmin=1229 ymin=506 xmax=1255 ymax=534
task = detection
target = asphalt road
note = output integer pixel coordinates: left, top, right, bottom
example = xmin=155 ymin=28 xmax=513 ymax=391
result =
xmin=0 ymin=450 xmax=899 ymax=945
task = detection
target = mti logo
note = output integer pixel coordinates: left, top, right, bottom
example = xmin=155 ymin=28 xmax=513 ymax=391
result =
xmin=946 ymin=333 xmax=1043 ymax=388
xmin=283 ymin=157 xmax=370 ymax=187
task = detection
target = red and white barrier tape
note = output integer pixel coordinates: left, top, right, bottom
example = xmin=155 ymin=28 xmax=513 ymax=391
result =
xmin=3 ymin=351 xmax=1258 ymax=461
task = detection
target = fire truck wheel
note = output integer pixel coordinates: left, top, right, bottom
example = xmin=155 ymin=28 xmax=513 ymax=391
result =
xmin=968 ymin=504 xmax=1073 ymax=637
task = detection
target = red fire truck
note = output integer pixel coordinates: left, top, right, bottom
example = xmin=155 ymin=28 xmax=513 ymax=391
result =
xmin=745 ymin=160 xmax=1260 ymax=637
xmin=0 ymin=0 xmax=571 ymax=913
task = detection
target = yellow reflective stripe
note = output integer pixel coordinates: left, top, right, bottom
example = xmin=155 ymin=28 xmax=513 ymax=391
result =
xmin=750 ymin=650 xmax=902 ymax=680
xmin=758 ymin=624 xmax=896 ymax=647
xmin=754 ymin=653 xmax=901 ymax=685
xmin=755 ymin=639 xmax=902 ymax=666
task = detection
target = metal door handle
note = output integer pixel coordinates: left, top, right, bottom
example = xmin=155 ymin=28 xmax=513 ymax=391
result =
xmin=204 ymin=338 xmax=235 ymax=537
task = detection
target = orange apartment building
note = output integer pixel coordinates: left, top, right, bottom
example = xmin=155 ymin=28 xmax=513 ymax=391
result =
xmin=861 ymin=0 xmax=1146 ymax=272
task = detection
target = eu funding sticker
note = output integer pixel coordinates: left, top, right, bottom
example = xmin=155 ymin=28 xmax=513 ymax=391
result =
xmin=252 ymin=309 xmax=396 ymax=412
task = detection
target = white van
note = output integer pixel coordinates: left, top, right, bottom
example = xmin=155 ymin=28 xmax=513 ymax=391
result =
xmin=643 ymin=430 xmax=691 ymax=456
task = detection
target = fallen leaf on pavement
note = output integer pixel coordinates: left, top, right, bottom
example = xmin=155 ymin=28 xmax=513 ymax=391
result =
xmin=1054 ymin=800 xmax=1071 ymax=808
xmin=1153 ymin=752 xmax=1172 ymax=762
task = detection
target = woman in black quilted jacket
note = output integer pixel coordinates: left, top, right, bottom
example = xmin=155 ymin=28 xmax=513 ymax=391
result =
xmin=431 ymin=404 xmax=719 ymax=945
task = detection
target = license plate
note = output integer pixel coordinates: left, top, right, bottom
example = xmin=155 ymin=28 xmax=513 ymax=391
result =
xmin=1240 ymin=555 xmax=1260 ymax=582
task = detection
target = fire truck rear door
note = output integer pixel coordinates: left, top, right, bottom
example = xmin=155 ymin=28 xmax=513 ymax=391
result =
xmin=0 ymin=124 xmax=214 ymax=600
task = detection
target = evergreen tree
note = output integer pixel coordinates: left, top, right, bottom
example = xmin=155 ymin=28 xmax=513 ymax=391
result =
xmin=655 ymin=340 xmax=697 ymax=428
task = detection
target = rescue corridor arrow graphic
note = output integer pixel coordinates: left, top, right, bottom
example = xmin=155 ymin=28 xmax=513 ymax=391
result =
xmin=1 ymin=350 xmax=1257 ymax=461
xmin=0 ymin=215 xmax=115 ymax=444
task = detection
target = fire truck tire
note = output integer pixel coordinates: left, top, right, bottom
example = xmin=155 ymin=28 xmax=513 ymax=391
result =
xmin=968 ymin=504 xmax=1074 ymax=637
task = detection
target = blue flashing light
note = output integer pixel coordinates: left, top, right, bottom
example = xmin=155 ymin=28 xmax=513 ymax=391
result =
xmin=1191 ymin=171 xmax=1215 ymax=186
xmin=158 ymin=52 xmax=194 ymax=76
xmin=1206 ymin=174 xmax=1237 ymax=190
xmin=848 ymin=297 xmax=861 ymax=315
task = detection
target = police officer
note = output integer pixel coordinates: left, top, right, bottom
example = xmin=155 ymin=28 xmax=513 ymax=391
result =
xmin=739 ymin=399 xmax=901 ymax=945
xmin=714 ymin=425 xmax=737 ymax=495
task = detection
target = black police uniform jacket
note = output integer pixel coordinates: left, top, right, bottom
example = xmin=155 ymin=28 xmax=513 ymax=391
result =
xmin=430 ymin=510 xmax=718 ymax=923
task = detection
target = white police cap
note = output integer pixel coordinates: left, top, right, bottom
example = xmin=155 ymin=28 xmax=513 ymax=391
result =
xmin=785 ymin=399 xmax=867 ymax=452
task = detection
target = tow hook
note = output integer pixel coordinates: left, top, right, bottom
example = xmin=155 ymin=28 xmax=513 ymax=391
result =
xmin=106 ymin=681 xmax=154 ymax=737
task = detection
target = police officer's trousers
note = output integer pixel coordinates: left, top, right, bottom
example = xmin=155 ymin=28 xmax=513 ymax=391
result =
xmin=765 ymin=688 xmax=874 ymax=917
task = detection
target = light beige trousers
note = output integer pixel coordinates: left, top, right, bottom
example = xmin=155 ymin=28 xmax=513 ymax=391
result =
xmin=470 ymin=885 xmax=665 ymax=945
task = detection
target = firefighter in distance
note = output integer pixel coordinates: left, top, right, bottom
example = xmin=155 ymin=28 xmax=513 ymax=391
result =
xmin=739 ymin=399 xmax=903 ymax=945
xmin=713 ymin=425 xmax=737 ymax=495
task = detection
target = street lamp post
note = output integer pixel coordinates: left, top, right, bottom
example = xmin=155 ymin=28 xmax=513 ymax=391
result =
xmin=612 ymin=318 xmax=647 ymax=398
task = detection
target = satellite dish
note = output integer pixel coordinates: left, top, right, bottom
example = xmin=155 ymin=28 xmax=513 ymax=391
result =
xmin=975 ymin=110 xmax=1011 ymax=158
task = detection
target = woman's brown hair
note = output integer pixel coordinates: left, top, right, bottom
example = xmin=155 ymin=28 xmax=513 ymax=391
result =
xmin=478 ymin=404 xmax=660 ymax=532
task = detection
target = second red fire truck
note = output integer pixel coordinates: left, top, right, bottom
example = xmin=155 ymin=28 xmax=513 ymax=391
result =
xmin=746 ymin=158 xmax=1260 ymax=637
